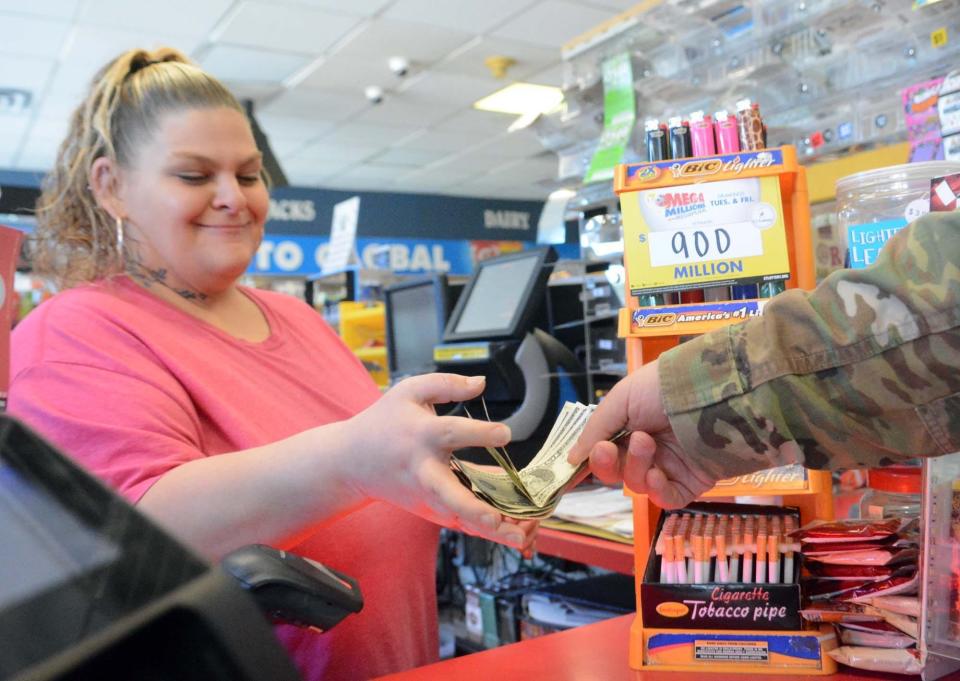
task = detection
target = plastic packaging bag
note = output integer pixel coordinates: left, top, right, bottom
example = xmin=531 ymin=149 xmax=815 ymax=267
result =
xmin=839 ymin=627 xmax=916 ymax=649
xmin=882 ymin=611 xmax=920 ymax=639
xmin=866 ymin=595 xmax=921 ymax=617
xmin=799 ymin=602 xmax=884 ymax=623
xmin=806 ymin=579 xmax=875 ymax=601
xmin=846 ymin=569 xmax=919 ymax=602
xmin=828 ymin=646 xmax=923 ymax=673
xmin=805 ymin=563 xmax=895 ymax=579
xmin=792 ymin=518 xmax=900 ymax=543
xmin=804 ymin=547 xmax=918 ymax=566
xmin=840 ymin=620 xmax=903 ymax=635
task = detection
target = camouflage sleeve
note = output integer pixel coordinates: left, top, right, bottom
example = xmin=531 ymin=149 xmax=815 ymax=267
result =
xmin=658 ymin=210 xmax=960 ymax=478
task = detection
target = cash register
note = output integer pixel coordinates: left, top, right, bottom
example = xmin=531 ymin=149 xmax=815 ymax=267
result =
xmin=0 ymin=416 xmax=362 ymax=681
xmin=433 ymin=247 xmax=586 ymax=468
xmin=384 ymin=273 xmax=459 ymax=383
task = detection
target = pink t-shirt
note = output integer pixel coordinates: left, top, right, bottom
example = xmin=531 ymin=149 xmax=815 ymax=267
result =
xmin=9 ymin=276 xmax=440 ymax=680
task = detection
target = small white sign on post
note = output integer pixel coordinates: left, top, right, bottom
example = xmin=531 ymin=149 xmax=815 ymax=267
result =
xmin=322 ymin=196 xmax=360 ymax=274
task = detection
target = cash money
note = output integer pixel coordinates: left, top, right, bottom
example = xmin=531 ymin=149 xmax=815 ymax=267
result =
xmin=451 ymin=400 xmax=628 ymax=519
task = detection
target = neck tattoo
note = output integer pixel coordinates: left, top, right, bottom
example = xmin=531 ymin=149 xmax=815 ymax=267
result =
xmin=124 ymin=247 xmax=208 ymax=302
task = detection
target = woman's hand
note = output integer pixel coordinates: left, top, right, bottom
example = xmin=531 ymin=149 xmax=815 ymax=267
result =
xmin=567 ymin=361 xmax=715 ymax=509
xmin=345 ymin=374 xmax=537 ymax=550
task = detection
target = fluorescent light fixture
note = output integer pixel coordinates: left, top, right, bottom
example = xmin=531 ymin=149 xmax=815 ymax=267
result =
xmin=507 ymin=110 xmax=541 ymax=133
xmin=474 ymin=82 xmax=563 ymax=116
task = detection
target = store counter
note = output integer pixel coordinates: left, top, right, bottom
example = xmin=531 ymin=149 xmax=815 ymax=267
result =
xmin=376 ymin=614 xmax=960 ymax=681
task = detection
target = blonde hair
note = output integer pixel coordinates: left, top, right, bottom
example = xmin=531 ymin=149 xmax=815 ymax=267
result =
xmin=33 ymin=47 xmax=245 ymax=289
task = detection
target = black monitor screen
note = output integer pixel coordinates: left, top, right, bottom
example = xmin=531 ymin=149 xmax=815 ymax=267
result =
xmin=0 ymin=462 xmax=120 ymax=612
xmin=0 ymin=418 xmax=209 ymax=679
xmin=387 ymin=280 xmax=445 ymax=377
xmin=444 ymin=249 xmax=552 ymax=342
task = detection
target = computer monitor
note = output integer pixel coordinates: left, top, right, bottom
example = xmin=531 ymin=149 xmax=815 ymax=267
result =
xmin=385 ymin=274 xmax=451 ymax=379
xmin=0 ymin=416 xmax=300 ymax=681
xmin=443 ymin=247 xmax=555 ymax=343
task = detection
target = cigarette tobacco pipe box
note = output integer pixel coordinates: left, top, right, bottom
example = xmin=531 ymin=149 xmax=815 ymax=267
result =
xmin=641 ymin=502 xmax=802 ymax=631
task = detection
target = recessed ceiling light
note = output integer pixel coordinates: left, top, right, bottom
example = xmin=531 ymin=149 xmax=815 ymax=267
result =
xmin=473 ymin=83 xmax=563 ymax=116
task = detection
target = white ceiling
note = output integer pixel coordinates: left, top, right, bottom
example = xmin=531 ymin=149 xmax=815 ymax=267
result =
xmin=0 ymin=0 xmax=637 ymax=200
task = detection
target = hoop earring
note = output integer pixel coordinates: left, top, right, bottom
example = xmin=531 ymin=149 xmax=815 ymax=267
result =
xmin=115 ymin=216 xmax=125 ymax=261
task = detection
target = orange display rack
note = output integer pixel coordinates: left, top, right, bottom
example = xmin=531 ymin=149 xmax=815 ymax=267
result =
xmin=613 ymin=145 xmax=836 ymax=674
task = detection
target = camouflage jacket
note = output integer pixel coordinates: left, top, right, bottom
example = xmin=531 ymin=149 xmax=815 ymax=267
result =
xmin=659 ymin=210 xmax=960 ymax=478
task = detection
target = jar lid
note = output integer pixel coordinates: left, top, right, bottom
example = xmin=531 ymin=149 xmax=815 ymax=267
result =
xmin=836 ymin=160 xmax=960 ymax=194
xmin=867 ymin=465 xmax=922 ymax=494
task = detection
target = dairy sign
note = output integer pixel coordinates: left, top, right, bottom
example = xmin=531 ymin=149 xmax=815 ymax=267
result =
xmin=251 ymin=235 xmax=476 ymax=276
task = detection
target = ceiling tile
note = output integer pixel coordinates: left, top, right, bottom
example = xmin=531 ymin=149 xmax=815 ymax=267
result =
xmin=282 ymin=154 xmax=355 ymax=175
xmin=14 ymin=132 xmax=60 ymax=170
xmin=433 ymin=108 xmax=513 ymax=135
xmin=319 ymin=177 xmax=400 ymax=193
xmin=289 ymin=139 xmax=382 ymax=163
xmin=404 ymin=160 xmax=483 ymax=186
xmin=0 ymin=0 xmax=79 ymax=20
xmin=433 ymin=36 xmax=558 ymax=80
xmin=285 ymin=173 xmax=332 ymax=188
xmin=483 ymin=156 xmax=559 ymax=183
xmin=335 ymin=18 xmax=474 ymax=64
xmin=298 ymin=53 xmax=397 ymax=92
xmin=349 ymin=96 xmax=453 ymax=128
xmin=32 ymin=94 xmax=76 ymax=120
xmin=269 ymin=137 xmax=316 ymax=156
xmin=580 ymin=0 xmax=642 ymax=11
xmin=0 ymin=55 xmax=56 ymax=95
xmin=0 ymin=118 xmax=31 ymax=147
xmin=214 ymin=2 xmax=362 ymax=55
xmin=472 ymin=130 xmax=548 ymax=158
xmin=393 ymin=129 xmax=480 ymax=152
xmin=383 ymin=0 xmax=535 ymax=34
xmin=78 ymin=0 xmax=231 ymax=38
xmin=527 ymin=62 xmax=565 ymax=87
xmin=335 ymin=162 xmax=410 ymax=184
xmin=276 ymin=0 xmax=392 ymax=16
xmin=0 ymin=13 xmax=71 ymax=59
xmin=369 ymin=147 xmax=450 ymax=166
xmin=26 ymin=111 xmax=70 ymax=145
xmin=315 ymin=122 xmax=411 ymax=147
xmin=262 ymin=87 xmax=367 ymax=121
xmin=400 ymin=72 xmax=501 ymax=110
xmin=445 ymin=151 xmax=519 ymax=174
xmin=255 ymin=115 xmax=337 ymax=156
xmin=491 ymin=1 xmax=614 ymax=48
xmin=43 ymin=25 xmax=202 ymax=108
xmin=282 ymin=160 xmax=354 ymax=185
xmin=226 ymin=82 xmax=285 ymax=104
xmin=257 ymin=113 xmax=337 ymax=140
xmin=199 ymin=44 xmax=312 ymax=83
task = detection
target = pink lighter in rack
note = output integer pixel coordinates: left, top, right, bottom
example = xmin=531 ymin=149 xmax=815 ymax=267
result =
xmin=689 ymin=111 xmax=716 ymax=157
xmin=714 ymin=109 xmax=740 ymax=154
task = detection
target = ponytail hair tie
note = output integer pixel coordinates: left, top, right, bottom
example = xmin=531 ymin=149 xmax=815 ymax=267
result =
xmin=126 ymin=54 xmax=171 ymax=79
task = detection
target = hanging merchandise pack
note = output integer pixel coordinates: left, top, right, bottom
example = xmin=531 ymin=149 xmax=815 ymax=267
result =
xmin=794 ymin=518 xmax=923 ymax=674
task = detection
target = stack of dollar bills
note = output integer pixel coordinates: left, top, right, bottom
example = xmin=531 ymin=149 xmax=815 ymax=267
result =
xmin=451 ymin=401 xmax=626 ymax=519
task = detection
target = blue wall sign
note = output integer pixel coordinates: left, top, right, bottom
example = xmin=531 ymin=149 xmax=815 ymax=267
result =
xmin=251 ymin=235 xmax=581 ymax=277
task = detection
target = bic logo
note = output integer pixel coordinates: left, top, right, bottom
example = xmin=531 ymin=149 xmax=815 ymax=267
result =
xmin=640 ymin=313 xmax=676 ymax=327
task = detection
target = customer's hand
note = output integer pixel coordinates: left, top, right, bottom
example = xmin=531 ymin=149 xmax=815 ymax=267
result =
xmin=346 ymin=374 xmax=536 ymax=550
xmin=567 ymin=361 xmax=715 ymax=509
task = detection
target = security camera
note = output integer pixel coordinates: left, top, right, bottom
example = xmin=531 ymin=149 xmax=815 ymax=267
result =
xmin=364 ymin=85 xmax=384 ymax=105
xmin=388 ymin=56 xmax=410 ymax=77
